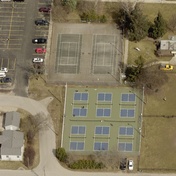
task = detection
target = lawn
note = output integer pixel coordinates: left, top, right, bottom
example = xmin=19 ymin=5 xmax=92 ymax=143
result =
xmin=128 ymin=3 xmax=176 ymax=64
xmin=139 ymin=73 xmax=176 ymax=171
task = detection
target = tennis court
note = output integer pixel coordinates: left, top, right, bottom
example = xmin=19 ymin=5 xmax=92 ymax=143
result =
xmin=55 ymin=34 xmax=82 ymax=74
xmin=92 ymin=35 xmax=118 ymax=74
xmin=62 ymin=86 xmax=143 ymax=154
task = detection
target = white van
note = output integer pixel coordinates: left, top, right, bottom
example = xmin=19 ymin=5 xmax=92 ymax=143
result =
xmin=0 ymin=0 xmax=11 ymax=1
xmin=0 ymin=73 xmax=6 ymax=78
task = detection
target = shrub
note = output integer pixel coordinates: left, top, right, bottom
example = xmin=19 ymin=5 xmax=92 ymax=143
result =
xmin=80 ymin=11 xmax=107 ymax=23
xmin=23 ymin=146 xmax=35 ymax=167
xmin=56 ymin=147 xmax=68 ymax=162
xmin=69 ymin=159 xmax=105 ymax=169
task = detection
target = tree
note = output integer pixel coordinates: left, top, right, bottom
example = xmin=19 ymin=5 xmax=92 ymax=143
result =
xmin=56 ymin=147 xmax=68 ymax=162
xmin=116 ymin=3 xmax=149 ymax=41
xmin=62 ymin=0 xmax=77 ymax=12
xmin=148 ymin=12 xmax=167 ymax=39
xmin=125 ymin=56 xmax=145 ymax=82
xmin=135 ymin=66 xmax=168 ymax=94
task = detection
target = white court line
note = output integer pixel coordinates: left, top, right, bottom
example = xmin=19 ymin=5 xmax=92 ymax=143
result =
xmin=91 ymin=35 xmax=96 ymax=73
xmin=67 ymin=43 xmax=70 ymax=65
xmin=60 ymin=57 xmax=78 ymax=66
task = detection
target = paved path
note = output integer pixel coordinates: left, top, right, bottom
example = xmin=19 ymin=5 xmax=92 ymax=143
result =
xmin=0 ymin=95 xmax=176 ymax=176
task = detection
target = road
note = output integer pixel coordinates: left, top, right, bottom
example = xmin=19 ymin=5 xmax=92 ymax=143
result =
xmin=0 ymin=94 xmax=175 ymax=176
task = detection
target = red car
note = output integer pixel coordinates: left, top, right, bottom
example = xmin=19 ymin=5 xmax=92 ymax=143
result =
xmin=39 ymin=7 xmax=51 ymax=13
xmin=35 ymin=48 xmax=46 ymax=54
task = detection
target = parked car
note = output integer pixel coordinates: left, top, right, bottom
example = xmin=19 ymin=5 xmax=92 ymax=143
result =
xmin=160 ymin=64 xmax=174 ymax=71
xmin=120 ymin=158 xmax=127 ymax=170
xmin=32 ymin=58 xmax=44 ymax=63
xmin=1 ymin=0 xmax=11 ymax=1
xmin=35 ymin=19 xmax=49 ymax=26
xmin=13 ymin=0 xmax=24 ymax=1
xmin=3 ymin=77 xmax=12 ymax=83
xmin=0 ymin=73 xmax=6 ymax=78
xmin=32 ymin=38 xmax=47 ymax=44
xmin=128 ymin=160 xmax=134 ymax=171
xmin=0 ymin=67 xmax=8 ymax=73
xmin=35 ymin=48 xmax=46 ymax=54
xmin=39 ymin=7 xmax=51 ymax=13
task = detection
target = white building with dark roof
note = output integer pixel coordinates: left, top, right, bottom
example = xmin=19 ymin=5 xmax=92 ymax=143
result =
xmin=4 ymin=111 xmax=20 ymax=130
xmin=0 ymin=130 xmax=24 ymax=161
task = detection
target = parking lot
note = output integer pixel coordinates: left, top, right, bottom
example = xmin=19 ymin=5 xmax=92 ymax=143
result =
xmin=0 ymin=0 xmax=51 ymax=93
xmin=0 ymin=2 xmax=26 ymax=50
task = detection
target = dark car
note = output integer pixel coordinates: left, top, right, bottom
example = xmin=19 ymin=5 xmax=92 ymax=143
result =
xmin=3 ymin=77 xmax=12 ymax=83
xmin=120 ymin=158 xmax=127 ymax=170
xmin=35 ymin=19 xmax=49 ymax=26
xmin=39 ymin=7 xmax=51 ymax=13
xmin=32 ymin=38 xmax=47 ymax=44
xmin=13 ymin=0 xmax=24 ymax=1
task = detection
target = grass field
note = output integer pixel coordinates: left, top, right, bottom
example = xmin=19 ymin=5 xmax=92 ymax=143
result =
xmin=128 ymin=3 xmax=176 ymax=64
xmin=139 ymin=73 xmax=176 ymax=171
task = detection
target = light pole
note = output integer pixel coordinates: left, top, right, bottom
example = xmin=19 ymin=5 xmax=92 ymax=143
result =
xmin=127 ymin=123 xmax=144 ymax=138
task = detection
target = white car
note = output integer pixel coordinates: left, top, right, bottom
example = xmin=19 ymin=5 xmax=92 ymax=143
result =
xmin=0 ymin=67 xmax=8 ymax=73
xmin=0 ymin=73 xmax=6 ymax=78
xmin=32 ymin=58 xmax=44 ymax=63
xmin=128 ymin=160 xmax=133 ymax=171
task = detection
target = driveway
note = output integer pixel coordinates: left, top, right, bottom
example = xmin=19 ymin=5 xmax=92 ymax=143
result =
xmin=0 ymin=94 xmax=175 ymax=176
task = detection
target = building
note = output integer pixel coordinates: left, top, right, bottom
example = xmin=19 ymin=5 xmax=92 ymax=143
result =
xmin=4 ymin=111 xmax=20 ymax=130
xmin=157 ymin=36 xmax=176 ymax=57
xmin=61 ymin=86 xmax=144 ymax=155
xmin=0 ymin=130 xmax=24 ymax=161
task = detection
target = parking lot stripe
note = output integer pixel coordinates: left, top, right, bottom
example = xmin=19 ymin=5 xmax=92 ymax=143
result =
xmin=1 ymin=58 xmax=4 ymax=68
xmin=13 ymin=57 xmax=16 ymax=70
xmin=0 ymin=16 xmax=25 ymax=18
xmin=0 ymin=19 xmax=25 ymax=21
xmin=9 ymin=43 xmax=21 ymax=46
xmin=1 ymin=24 xmax=24 ymax=27
xmin=0 ymin=34 xmax=23 ymax=36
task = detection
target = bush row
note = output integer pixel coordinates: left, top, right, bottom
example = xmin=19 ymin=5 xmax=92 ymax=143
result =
xmin=69 ymin=159 xmax=105 ymax=169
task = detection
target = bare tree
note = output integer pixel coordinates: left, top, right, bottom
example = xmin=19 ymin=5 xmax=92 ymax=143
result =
xmin=135 ymin=66 xmax=168 ymax=94
xmin=26 ymin=113 xmax=48 ymax=140
xmin=29 ymin=113 xmax=48 ymax=131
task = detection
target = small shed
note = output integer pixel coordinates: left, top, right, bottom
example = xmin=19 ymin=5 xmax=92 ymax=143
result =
xmin=4 ymin=112 xmax=20 ymax=130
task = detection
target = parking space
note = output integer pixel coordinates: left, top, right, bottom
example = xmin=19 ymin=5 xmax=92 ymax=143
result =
xmin=0 ymin=2 xmax=27 ymax=50
xmin=32 ymin=0 xmax=51 ymax=58
xmin=0 ymin=58 xmax=16 ymax=70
